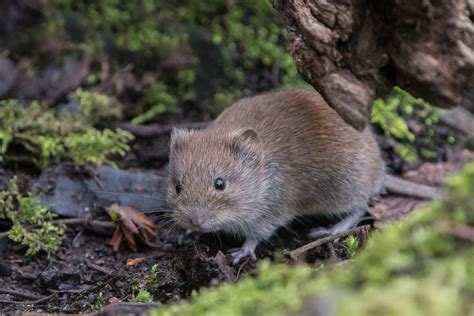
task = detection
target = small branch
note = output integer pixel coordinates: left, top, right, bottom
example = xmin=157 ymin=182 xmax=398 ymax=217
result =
xmin=57 ymin=218 xmax=116 ymax=235
xmin=87 ymin=262 xmax=115 ymax=275
xmin=284 ymin=225 xmax=370 ymax=261
xmin=0 ymin=288 xmax=42 ymax=301
xmin=0 ymin=218 xmax=116 ymax=240
xmin=116 ymin=121 xmax=210 ymax=138
xmin=0 ymin=293 xmax=56 ymax=305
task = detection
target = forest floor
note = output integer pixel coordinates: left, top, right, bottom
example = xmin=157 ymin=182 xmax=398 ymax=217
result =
xmin=1 ymin=142 xmax=472 ymax=314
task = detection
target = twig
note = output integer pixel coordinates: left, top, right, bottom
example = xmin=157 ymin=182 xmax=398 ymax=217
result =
xmin=116 ymin=121 xmax=210 ymax=138
xmin=0 ymin=288 xmax=42 ymax=301
xmin=0 ymin=218 xmax=116 ymax=240
xmin=284 ymin=225 xmax=371 ymax=261
xmin=57 ymin=218 xmax=116 ymax=235
xmin=0 ymin=293 xmax=56 ymax=305
xmin=87 ymin=262 xmax=114 ymax=275
xmin=236 ymin=258 xmax=250 ymax=280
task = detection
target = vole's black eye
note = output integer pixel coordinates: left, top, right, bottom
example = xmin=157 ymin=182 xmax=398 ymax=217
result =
xmin=214 ymin=177 xmax=225 ymax=191
xmin=175 ymin=183 xmax=182 ymax=195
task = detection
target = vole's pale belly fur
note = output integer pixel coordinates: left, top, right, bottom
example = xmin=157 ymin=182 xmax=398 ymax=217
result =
xmin=168 ymin=89 xmax=385 ymax=261
xmin=212 ymin=90 xmax=385 ymax=238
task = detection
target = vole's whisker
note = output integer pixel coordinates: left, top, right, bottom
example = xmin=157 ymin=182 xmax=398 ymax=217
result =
xmin=165 ymin=222 xmax=179 ymax=237
xmin=212 ymin=232 xmax=223 ymax=248
xmin=157 ymin=218 xmax=174 ymax=228
xmin=141 ymin=208 xmax=175 ymax=214
xmin=82 ymin=189 xmax=165 ymax=201
xmin=150 ymin=214 xmax=171 ymax=222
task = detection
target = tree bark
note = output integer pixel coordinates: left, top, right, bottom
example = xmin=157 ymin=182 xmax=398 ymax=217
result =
xmin=272 ymin=0 xmax=474 ymax=130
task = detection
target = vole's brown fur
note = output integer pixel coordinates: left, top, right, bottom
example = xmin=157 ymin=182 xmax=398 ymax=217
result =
xmin=167 ymin=89 xmax=385 ymax=262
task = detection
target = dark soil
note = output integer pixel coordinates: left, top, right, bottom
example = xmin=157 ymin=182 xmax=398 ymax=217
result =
xmin=0 ymin=197 xmax=355 ymax=313
xmin=1 ymin=129 xmax=471 ymax=315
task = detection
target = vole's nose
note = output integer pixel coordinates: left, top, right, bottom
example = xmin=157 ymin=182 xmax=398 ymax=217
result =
xmin=190 ymin=210 xmax=207 ymax=227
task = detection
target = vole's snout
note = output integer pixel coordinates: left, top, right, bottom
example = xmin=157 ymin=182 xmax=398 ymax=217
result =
xmin=189 ymin=209 xmax=208 ymax=229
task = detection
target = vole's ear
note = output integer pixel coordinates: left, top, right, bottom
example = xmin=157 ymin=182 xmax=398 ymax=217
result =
xmin=230 ymin=128 xmax=259 ymax=144
xmin=228 ymin=128 xmax=263 ymax=164
xmin=170 ymin=128 xmax=190 ymax=151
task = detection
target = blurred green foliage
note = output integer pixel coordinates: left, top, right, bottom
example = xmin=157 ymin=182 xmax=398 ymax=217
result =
xmin=371 ymin=87 xmax=452 ymax=162
xmin=345 ymin=235 xmax=359 ymax=258
xmin=0 ymin=177 xmax=64 ymax=256
xmin=72 ymin=88 xmax=123 ymax=124
xmin=92 ymin=292 xmax=106 ymax=309
xmin=151 ymin=162 xmax=474 ymax=315
xmin=133 ymin=290 xmax=154 ymax=303
xmin=0 ymin=94 xmax=133 ymax=169
xmin=43 ymin=0 xmax=303 ymax=121
xmin=146 ymin=264 xmax=160 ymax=296
xmin=131 ymin=83 xmax=178 ymax=125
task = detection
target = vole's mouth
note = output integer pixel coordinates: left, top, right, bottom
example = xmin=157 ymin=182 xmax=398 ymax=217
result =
xmin=174 ymin=214 xmax=217 ymax=233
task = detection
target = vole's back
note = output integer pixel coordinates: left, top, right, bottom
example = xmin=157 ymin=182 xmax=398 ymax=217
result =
xmin=213 ymin=89 xmax=385 ymax=217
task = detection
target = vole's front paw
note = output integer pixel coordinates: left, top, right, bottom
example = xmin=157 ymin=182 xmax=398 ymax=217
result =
xmin=308 ymin=227 xmax=331 ymax=239
xmin=229 ymin=239 xmax=258 ymax=264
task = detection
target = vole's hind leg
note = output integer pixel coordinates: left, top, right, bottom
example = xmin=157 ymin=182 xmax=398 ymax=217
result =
xmin=230 ymin=239 xmax=259 ymax=264
xmin=308 ymin=208 xmax=365 ymax=239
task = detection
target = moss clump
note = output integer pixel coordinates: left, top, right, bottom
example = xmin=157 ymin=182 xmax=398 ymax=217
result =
xmin=72 ymin=88 xmax=123 ymax=124
xmin=371 ymin=87 xmax=452 ymax=162
xmin=152 ymin=162 xmax=474 ymax=315
xmin=0 ymin=177 xmax=65 ymax=256
xmin=0 ymin=96 xmax=133 ymax=169
xmin=42 ymin=0 xmax=304 ymax=122
xmin=131 ymin=83 xmax=178 ymax=125
xmin=146 ymin=264 xmax=160 ymax=295
xmin=133 ymin=290 xmax=153 ymax=303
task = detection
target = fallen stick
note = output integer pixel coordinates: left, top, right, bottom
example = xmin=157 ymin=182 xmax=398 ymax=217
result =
xmin=0 ymin=218 xmax=115 ymax=240
xmin=284 ymin=225 xmax=370 ymax=261
xmin=0 ymin=293 xmax=56 ymax=305
xmin=0 ymin=288 xmax=43 ymax=301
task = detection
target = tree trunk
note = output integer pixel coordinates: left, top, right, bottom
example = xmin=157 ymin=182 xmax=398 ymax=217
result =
xmin=272 ymin=0 xmax=474 ymax=130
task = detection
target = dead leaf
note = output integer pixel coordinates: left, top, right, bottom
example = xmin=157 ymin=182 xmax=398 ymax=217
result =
xmin=213 ymin=251 xmax=235 ymax=282
xmin=369 ymin=196 xmax=427 ymax=227
xmin=109 ymin=225 xmax=123 ymax=252
xmin=106 ymin=203 xmax=157 ymax=252
xmin=127 ymin=257 xmax=146 ymax=267
xmin=122 ymin=224 xmax=137 ymax=251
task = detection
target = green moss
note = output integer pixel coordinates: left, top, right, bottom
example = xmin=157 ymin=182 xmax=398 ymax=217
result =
xmin=72 ymin=88 xmax=123 ymax=124
xmin=133 ymin=290 xmax=153 ymax=303
xmin=131 ymin=83 xmax=178 ymax=125
xmin=345 ymin=235 xmax=359 ymax=258
xmin=0 ymin=98 xmax=133 ymax=169
xmin=93 ymin=292 xmax=106 ymax=309
xmin=41 ymin=0 xmax=303 ymax=121
xmin=1 ymin=177 xmax=64 ymax=256
xmin=146 ymin=264 xmax=159 ymax=295
xmin=64 ymin=128 xmax=133 ymax=165
xmin=152 ymin=162 xmax=474 ymax=315
xmin=371 ymin=87 xmax=451 ymax=162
